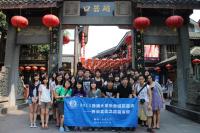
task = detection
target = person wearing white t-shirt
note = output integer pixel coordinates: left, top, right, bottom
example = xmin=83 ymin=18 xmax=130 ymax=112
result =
xmin=39 ymin=76 xmax=52 ymax=129
xmin=133 ymin=75 xmax=153 ymax=133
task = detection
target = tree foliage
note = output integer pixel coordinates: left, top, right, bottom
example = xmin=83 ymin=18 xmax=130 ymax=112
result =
xmin=0 ymin=11 xmax=7 ymax=31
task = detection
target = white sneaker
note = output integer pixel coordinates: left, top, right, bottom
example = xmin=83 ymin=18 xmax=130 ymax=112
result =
xmin=33 ymin=123 xmax=37 ymax=128
xmin=29 ymin=123 xmax=33 ymax=128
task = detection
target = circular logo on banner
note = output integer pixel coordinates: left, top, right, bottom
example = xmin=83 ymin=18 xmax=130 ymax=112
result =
xmin=68 ymin=100 xmax=78 ymax=109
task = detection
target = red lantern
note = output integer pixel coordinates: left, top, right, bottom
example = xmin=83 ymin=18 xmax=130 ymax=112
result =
xmin=155 ymin=67 xmax=161 ymax=73
xmin=32 ymin=66 xmax=38 ymax=71
xmin=165 ymin=64 xmax=173 ymax=70
xmin=40 ymin=67 xmax=46 ymax=71
xmin=63 ymin=35 xmax=70 ymax=44
xmin=42 ymin=14 xmax=60 ymax=31
xmin=125 ymin=35 xmax=132 ymax=45
xmin=19 ymin=66 xmax=24 ymax=71
xmin=165 ymin=15 xmax=184 ymax=31
xmin=133 ymin=17 xmax=151 ymax=33
xmin=192 ymin=59 xmax=200 ymax=65
xmin=11 ymin=16 xmax=29 ymax=31
xmin=25 ymin=66 xmax=31 ymax=71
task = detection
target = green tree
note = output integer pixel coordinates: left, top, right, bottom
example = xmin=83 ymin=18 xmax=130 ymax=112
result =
xmin=0 ymin=11 xmax=7 ymax=32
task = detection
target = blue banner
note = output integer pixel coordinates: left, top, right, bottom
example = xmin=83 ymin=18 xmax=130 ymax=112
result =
xmin=64 ymin=98 xmax=138 ymax=127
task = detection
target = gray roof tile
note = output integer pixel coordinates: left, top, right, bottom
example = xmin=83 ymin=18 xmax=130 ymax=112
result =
xmin=0 ymin=0 xmax=60 ymax=9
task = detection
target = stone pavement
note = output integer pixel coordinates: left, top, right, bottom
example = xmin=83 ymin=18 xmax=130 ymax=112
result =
xmin=0 ymin=108 xmax=199 ymax=133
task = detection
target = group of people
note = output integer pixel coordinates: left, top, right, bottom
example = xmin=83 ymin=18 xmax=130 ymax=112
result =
xmin=24 ymin=67 xmax=164 ymax=132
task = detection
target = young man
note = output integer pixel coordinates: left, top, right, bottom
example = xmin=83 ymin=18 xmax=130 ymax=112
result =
xmin=101 ymin=79 xmax=116 ymax=98
xmin=116 ymin=76 xmax=132 ymax=98
xmin=133 ymin=75 xmax=153 ymax=132
xmin=82 ymin=69 xmax=91 ymax=97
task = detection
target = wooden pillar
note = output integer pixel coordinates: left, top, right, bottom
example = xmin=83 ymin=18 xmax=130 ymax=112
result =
xmin=176 ymin=23 xmax=191 ymax=108
xmin=4 ymin=24 xmax=19 ymax=107
xmin=74 ymin=26 xmax=79 ymax=75
xmin=131 ymin=30 xmax=135 ymax=69
xmin=58 ymin=7 xmax=63 ymax=69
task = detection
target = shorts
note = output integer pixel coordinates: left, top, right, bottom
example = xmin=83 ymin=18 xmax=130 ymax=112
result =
xmin=40 ymin=102 xmax=51 ymax=109
xmin=139 ymin=102 xmax=153 ymax=118
xmin=58 ymin=102 xmax=64 ymax=115
xmin=28 ymin=97 xmax=32 ymax=105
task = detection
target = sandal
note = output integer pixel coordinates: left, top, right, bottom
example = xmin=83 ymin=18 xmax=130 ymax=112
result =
xmin=45 ymin=125 xmax=48 ymax=129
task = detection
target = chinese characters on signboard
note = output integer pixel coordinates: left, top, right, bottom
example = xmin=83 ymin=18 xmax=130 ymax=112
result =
xmin=134 ymin=30 xmax=145 ymax=73
xmin=80 ymin=2 xmax=114 ymax=16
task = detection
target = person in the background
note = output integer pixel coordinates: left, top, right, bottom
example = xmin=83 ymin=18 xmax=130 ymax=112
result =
xmin=76 ymin=69 xmax=84 ymax=81
xmin=134 ymin=70 xmax=140 ymax=79
xmin=166 ymin=78 xmax=173 ymax=99
xmin=147 ymin=75 xmax=163 ymax=130
xmin=38 ymin=76 xmax=52 ymax=129
xmin=70 ymin=76 xmax=76 ymax=90
xmin=144 ymin=70 xmax=150 ymax=82
xmin=113 ymin=74 xmax=120 ymax=90
xmin=83 ymin=69 xmax=91 ymax=97
xmin=28 ymin=73 xmax=40 ymax=128
xmin=64 ymin=72 xmax=71 ymax=82
xmin=54 ymin=80 xmax=72 ymax=132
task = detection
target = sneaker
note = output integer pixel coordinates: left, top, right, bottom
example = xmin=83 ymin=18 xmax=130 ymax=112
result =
xmin=65 ymin=127 xmax=70 ymax=132
xmin=59 ymin=127 xmax=65 ymax=132
xmin=29 ymin=123 xmax=33 ymax=128
xmin=33 ymin=123 xmax=37 ymax=128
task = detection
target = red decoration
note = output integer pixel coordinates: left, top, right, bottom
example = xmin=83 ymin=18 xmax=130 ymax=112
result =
xmin=125 ymin=35 xmax=132 ymax=45
xmin=32 ymin=66 xmax=38 ymax=71
xmin=40 ymin=67 xmax=46 ymax=71
xmin=11 ymin=16 xmax=29 ymax=31
xmin=25 ymin=66 xmax=31 ymax=71
xmin=63 ymin=35 xmax=70 ymax=44
xmin=42 ymin=14 xmax=60 ymax=31
xmin=192 ymin=59 xmax=200 ymax=64
xmin=155 ymin=67 xmax=161 ymax=73
xmin=165 ymin=15 xmax=184 ymax=31
xmin=19 ymin=66 xmax=24 ymax=71
xmin=133 ymin=17 xmax=151 ymax=33
xmin=165 ymin=64 xmax=173 ymax=70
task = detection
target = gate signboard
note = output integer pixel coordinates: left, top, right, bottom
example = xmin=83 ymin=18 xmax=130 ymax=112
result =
xmin=62 ymin=1 xmax=132 ymax=25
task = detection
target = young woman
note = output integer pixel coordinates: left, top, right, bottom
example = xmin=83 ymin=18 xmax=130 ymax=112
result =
xmin=55 ymin=80 xmax=73 ymax=132
xmin=88 ymin=80 xmax=101 ymax=98
xmin=72 ymin=80 xmax=86 ymax=97
xmin=88 ymin=80 xmax=101 ymax=131
xmin=54 ymin=73 xmax=64 ymax=127
xmin=28 ymin=73 xmax=40 ymax=128
xmin=147 ymin=75 xmax=163 ymax=129
xmin=70 ymin=76 xmax=76 ymax=90
xmin=113 ymin=74 xmax=120 ymax=90
xmin=64 ymin=72 xmax=71 ymax=82
xmin=72 ymin=80 xmax=85 ymax=131
xmin=94 ymin=69 xmax=104 ymax=90
xmin=38 ymin=76 xmax=52 ymax=129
